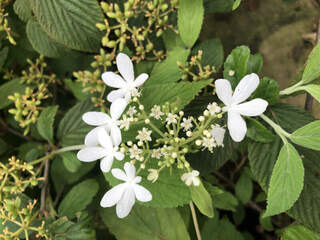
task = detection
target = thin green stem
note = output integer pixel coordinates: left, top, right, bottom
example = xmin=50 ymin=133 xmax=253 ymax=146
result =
xmin=279 ymin=81 xmax=304 ymax=96
xmin=260 ymin=114 xmax=291 ymax=143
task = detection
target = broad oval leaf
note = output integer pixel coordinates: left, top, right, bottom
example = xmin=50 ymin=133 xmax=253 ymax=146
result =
xmin=190 ymin=182 xmax=214 ymax=218
xmin=301 ymin=42 xmax=320 ymax=84
xmin=60 ymin=151 xmax=82 ymax=173
xmin=251 ymin=77 xmax=280 ymax=105
xmin=37 ymin=105 xmax=58 ymax=144
xmin=235 ymin=171 xmax=253 ymax=204
xmin=246 ymin=118 xmax=275 ymax=143
xmin=290 ymin=121 xmax=320 ymax=151
xmin=0 ymin=79 xmax=25 ymax=110
xmin=281 ymin=224 xmax=320 ymax=240
xmin=300 ymin=84 xmax=320 ymax=103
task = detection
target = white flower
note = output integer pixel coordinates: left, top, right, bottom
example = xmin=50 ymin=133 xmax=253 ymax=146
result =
xmin=215 ymin=73 xmax=268 ymax=142
xmin=211 ymin=125 xmax=226 ymax=147
xmin=136 ymin=127 xmax=152 ymax=142
xmin=207 ymin=102 xmax=221 ymax=115
xmin=147 ymin=169 xmax=159 ymax=183
xmin=151 ymin=148 xmax=162 ymax=159
xmin=181 ymin=170 xmax=200 ymax=186
xmin=166 ymin=113 xmax=178 ymax=125
xmin=129 ymin=144 xmax=142 ymax=159
xmin=119 ymin=116 xmax=131 ymax=131
xmin=100 ymin=162 xmax=152 ymax=218
xmin=202 ymin=137 xmax=216 ymax=150
xmin=127 ymin=106 xmax=137 ymax=117
xmin=82 ymin=98 xmax=127 ymax=147
xmin=102 ymin=53 xmax=148 ymax=103
xmin=150 ymin=105 xmax=164 ymax=120
xmin=180 ymin=117 xmax=193 ymax=131
xmin=77 ymin=128 xmax=124 ymax=172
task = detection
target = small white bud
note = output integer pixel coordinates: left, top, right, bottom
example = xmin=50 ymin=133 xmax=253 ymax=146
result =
xmin=169 ymin=130 xmax=174 ymax=135
xmin=130 ymin=160 xmax=136 ymax=165
xmin=179 ymin=111 xmax=184 ymax=116
xmin=172 ymin=152 xmax=178 ymax=158
xmin=198 ymin=116 xmax=205 ymax=122
xmin=229 ymin=70 xmax=235 ymax=76
xmin=120 ymin=147 xmax=126 ymax=153
xmin=133 ymin=97 xmax=138 ymax=102
xmin=127 ymin=141 xmax=133 ymax=146
xmin=140 ymin=163 xmax=145 ymax=169
xmin=139 ymin=105 xmax=144 ymax=110
xmin=145 ymin=119 xmax=150 ymax=124
xmin=195 ymin=139 xmax=202 ymax=146
xmin=138 ymin=141 xmax=143 ymax=146
xmin=204 ymin=110 xmax=209 ymax=116
xmin=186 ymin=131 xmax=192 ymax=137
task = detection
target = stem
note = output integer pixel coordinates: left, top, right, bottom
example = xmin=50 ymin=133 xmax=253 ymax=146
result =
xmin=260 ymin=114 xmax=291 ymax=143
xmin=279 ymin=81 xmax=303 ymax=96
xmin=189 ymin=202 xmax=202 ymax=240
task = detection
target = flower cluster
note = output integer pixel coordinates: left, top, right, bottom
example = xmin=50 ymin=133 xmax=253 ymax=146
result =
xmin=77 ymin=53 xmax=269 ymax=219
xmin=0 ymin=1 xmax=16 ymax=45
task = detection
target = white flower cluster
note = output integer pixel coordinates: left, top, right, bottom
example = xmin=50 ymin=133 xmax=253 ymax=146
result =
xmin=77 ymin=53 xmax=151 ymax=218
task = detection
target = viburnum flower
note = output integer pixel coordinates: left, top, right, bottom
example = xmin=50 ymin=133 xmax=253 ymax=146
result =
xmin=207 ymin=102 xmax=221 ymax=115
xmin=77 ymin=128 xmax=124 ymax=172
xmin=166 ymin=113 xmax=178 ymax=125
xmin=136 ymin=127 xmax=152 ymax=142
xmin=150 ymin=105 xmax=164 ymax=119
xmin=82 ymin=98 xmax=127 ymax=146
xmin=102 ymin=53 xmax=148 ymax=103
xmin=129 ymin=144 xmax=142 ymax=160
xmin=100 ymin=162 xmax=152 ymax=218
xmin=211 ymin=125 xmax=226 ymax=147
xmin=180 ymin=117 xmax=193 ymax=131
xmin=147 ymin=169 xmax=159 ymax=183
xmin=181 ymin=170 xmax=200 ymax=186
xmin=126 ymin=106 xmax=137 ymax=117
xmin=215 ymin=73 xmax=268 ymax=142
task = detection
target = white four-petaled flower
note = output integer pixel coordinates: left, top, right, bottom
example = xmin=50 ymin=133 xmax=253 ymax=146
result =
xmin=215 ymin=73 xmax=268 ymax=142
xmin=181 ymin=170 xmax=200 ymax=186
xmin=102 ymin=53 xmax=148 ymax=103
xmin=77 ymin=128 xmax=124 ymax=172
xmin=210 ymin=125 xmax=226 ymax=147
xmin=100 ymin=162 xmax=152 ymax=218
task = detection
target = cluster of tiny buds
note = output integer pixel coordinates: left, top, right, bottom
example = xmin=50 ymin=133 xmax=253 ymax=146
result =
xmin=0 ymin=6 xmax=16 ymax=45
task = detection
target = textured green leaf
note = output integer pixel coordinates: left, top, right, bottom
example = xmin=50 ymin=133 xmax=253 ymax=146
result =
xmin=162 ymin=29 xmax=186 ymax=51
xmin=264 ymin=143 xmax=304 ymax=217
xmin=252 ymin=77 xmax=280 ymax=105
xmin=60 ymin=151 xmax=82 ymax=173
xmin=64 ymin=79 xmax=89 ymax=101
xmin=57 ymin=99 xmax=95 ymax=146
xmin=223 ymin=46 xmax=250 ymax=88
xmin=246 ymin=118 xmax=275 ymax=143
xmin=300 ymin=84 xmax=320 ymax=103
xmin=26 ymin=20 xmax=67 ymax=58
xmin=100 ymin=205 xmax=190 ymax=240
xmin=0 ymin=79 xmax=25 ymax=110
xmin=192 ymin=38 xmax=224 ymax=71
xmin=58 ymin=179 xmax=99 ymax=218
xmin=190 ymin=183 xmax=213 ymax=217
xmin=33 ymin=0 xmax=104 ymax=52
xmin=104 ymin=158 xmax=191 ymax=208
xmin=247 ymin=53 xmax=263 ymax=74
xmin=37 ymin=105 xmax=58 ymax=144
xmin=178 ymin=0 xmax=204 ymax=47
xmin=301 ymin=42 xmax=320 ymax=84
xmin=13 ymin=0 xmax=32 ymax=22
xmin=290 ymin=121 xmax=320 ymax=151
xmin=235 ymin=171 xmax=253 ymax=204
xmin=281 ymin=224 xmax=320 ymax=240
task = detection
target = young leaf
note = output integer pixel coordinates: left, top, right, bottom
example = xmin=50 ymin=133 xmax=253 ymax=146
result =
xmin=300 ymin=84 xmax=320 ymax=103
xmin=246 ymin=118 xmax=275 ymax=143
xmin=246 ymin=54 xmax=263 ymax=74
xmin=0 ymin=79 xmax=25 ymax=110
xmin=58 ymin=179 xmax=99 ymax=219
xmin=33 ymin=0 xmax=104 ymax=52
xmin=301 ymin=42 xmax=320 ymax=84
xmin=178 ymin=0 xmax=204 ymax=48
xmin=290 ymin=121 xmax=320 ymax=151
xmin=223 ymin=46 xmax=250 ymax=88
xmin=190 ymin=182 xmax=214 ymax=218
xmin=37 ymin=106 xmax=58 ymax=144
xmin=235 ymin=171 xmax=253 ymax=204
xmin=251 ymin=77 xmax=280 ymax=105
xmin=264 ymin=143 xmax=304 ymax=217
xmin=232 ymin=0 xmax=242 ymax=10
xmin=100 ymin=205 xmax=191 ymax=240
xmin=60 ymin=151 xmax=82 ymax=173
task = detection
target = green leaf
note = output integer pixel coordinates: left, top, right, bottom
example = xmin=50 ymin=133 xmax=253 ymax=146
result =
xmin=104 ymin=158 xmax=191 ymax=208
xmin=223 ymin=46 xmax=250 ymax=88
xmin=64 ymin=79 xmax=90 ymax=101
xmin=162 ymin=29 xmax=186 ymax=51
xmin=232 ymin=0 xmax=242 ymax=10
xmin=246 ymin=118 xmax=275 ymax=143
xmin=192 ymin=38 xmax=224 ymax=71
xmin=0 ymin=79 xmax=25 ymax=110
xmin=100 ymin=205 xmax=190 ymax=240
xmin=0 ymin=138 xmax=8 ymax=156
xmin=57 ymin=99 xmax=95 ymax=146
xmin=235 ymin=171 xmax=253 ymax=204
xmin=178 ymin=0 xmax=204 ymax=47
xmin=300 ymin=84 xmax=320 ymax=103
xmin=0 ymin=47 xmax=9 ymax=70
xmin=58 ymin=179 xmax=99 ymax=218
xmin=145 ymin=48 xmax=190 ymax=86
xmin=264 ymin=143 xmax=304 ymax=217
xmin=259 ymin=213 xmax=274 ymax=231
xmin=247 ymin=54 xmax=263 ymax=74
xmin=190 ymin=182 xmax=213 ymax=217
xmin=26 ymin=20 xmax=67 ymax=58
xmin=301 ymin=42 xmax=320 ymax=84
xmin=252 ymin=77 xmax=280 ymax=105
xmin=33 ymin=0 xmax=104 ymax=52
xmin=280 ymin=224 xmax=320 ymax=240
xmin=37 ymin=105 xmax=58 ymax=144
xmin=203 ymin=0 xmax=234 ymax=13
xmin=141 ymin=80 xmax=211 ymax=111
xmin=60 ymin=151 xmax=82 ymax=173
xmin=290 ymin=121 xmax=320 ymax=151
xmin=13 ymin=0 xmax=32 ymax=22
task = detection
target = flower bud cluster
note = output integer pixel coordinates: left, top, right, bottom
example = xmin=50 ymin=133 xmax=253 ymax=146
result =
xmin=0 ymin=5 xmax=16 ymax=45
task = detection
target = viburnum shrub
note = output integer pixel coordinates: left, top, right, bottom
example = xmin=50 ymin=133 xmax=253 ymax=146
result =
xmin=1 ymin=0 xmax=320 ymax=239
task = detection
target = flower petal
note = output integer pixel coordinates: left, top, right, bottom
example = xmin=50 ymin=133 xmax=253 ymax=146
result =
xmin=98 ymin=128 xmax=113 ymax=151
xmin=100 ymin=183 xmax=126 ymax=207
xmin=124 ymin=162 xmax=136 ymax=180
xmin=110 ymin=125 xmax=122 ymax=146
xmin=234 ymin=98 xmax=268 ymax=116
xmin=100 ymin=155 xmax=114 ymax=172
xmin=77 ymin=147 xmax=107 ymax=162
xmin=82 ymin=112 xmax=110 ymax=126
xmin=102 ymin=72 xmax=126 ymax=88
xmin=228 ymin=111 xmax=247 ymax=142
xmin=116 ymin=53 xmax=134 ymax=83
xmin=116 ymin=187 xmax=136 ymax=218
xmin=133 ymin=184 xmax=152 ymax=202
xmin=134 ymin=73 xmax=148 ymax=87
xmin=215 ymin=79 xmax=233 ymax=105
xmin=84 ymin=127 xmax=100 ymax=146
xmin=232 ymin=73 xmax=259 ymax=104
xmin=110 ymin=98 xmax=128 ymax=120
xmin=107 ymin=89 xmax=127 ymax=102
xmin=112 ymin=169 xmax=128 ymax=181
xmin=114 ymin=152 xmax=124 ymax=161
